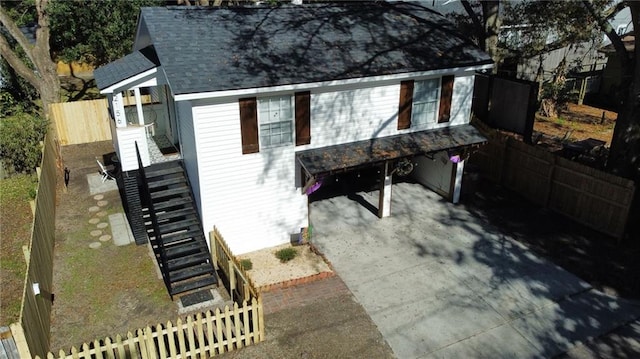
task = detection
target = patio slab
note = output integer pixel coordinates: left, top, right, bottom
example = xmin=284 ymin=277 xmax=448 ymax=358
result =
xmin=310 ymin=182 xmax=640 ymax=359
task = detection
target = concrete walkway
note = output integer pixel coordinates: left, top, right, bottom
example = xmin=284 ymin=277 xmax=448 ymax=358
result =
xmin=310 ymin=182 xmax=640 ymax=359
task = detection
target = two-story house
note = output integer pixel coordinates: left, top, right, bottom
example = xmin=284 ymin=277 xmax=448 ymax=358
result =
xmin=94 ymin=1 xmax=492 ymax=297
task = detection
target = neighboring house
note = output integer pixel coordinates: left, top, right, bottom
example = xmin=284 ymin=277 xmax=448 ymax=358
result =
xmin=598 ymin=32 xmax=635 ymax=108
xmin=94 ymin=1 xmax=492 ymax=265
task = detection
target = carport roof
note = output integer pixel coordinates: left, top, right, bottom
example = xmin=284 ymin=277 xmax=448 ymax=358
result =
xmin=296 ymin=124 xmax=486 ymax=176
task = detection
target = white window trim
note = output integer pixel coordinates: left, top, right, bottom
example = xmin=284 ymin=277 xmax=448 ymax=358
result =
xmin=257 ymin=95 xmax=295 ymax=149
xmin=411 ymin=77 xmax=441 ymax=128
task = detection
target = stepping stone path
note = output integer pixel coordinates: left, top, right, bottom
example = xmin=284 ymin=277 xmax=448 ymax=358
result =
xmin=88 ymin=195 xmax=113 ymax=247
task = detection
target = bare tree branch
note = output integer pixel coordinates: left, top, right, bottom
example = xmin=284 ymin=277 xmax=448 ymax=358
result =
xmin=0 ymin=7 xmax=37 ymax=66
xmin=582 ymin=0 xmax=631 ymax=71
xmin=0 ymin=33 xmax=40 ymax=89
xmin=461 ymin=0 xmax=485 ymax=40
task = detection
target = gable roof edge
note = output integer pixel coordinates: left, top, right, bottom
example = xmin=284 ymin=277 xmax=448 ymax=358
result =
xmin=174 ymin=63 xmax=493 ymax=102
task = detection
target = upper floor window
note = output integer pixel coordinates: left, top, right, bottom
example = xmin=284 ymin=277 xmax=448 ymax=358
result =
xmin=239 ymin=92 xmax=310 ymax=155
xmin=258 ymin=95 xmax=294 ymax=148
xmin=411 ymin=78 xmax=441 ymax=127
xmin=398 ymin=75 xmax=454 ymax=130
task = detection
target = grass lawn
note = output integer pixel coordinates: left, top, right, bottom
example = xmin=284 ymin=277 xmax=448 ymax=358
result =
xmin=0 ymin=174 xmax=37 ymax=325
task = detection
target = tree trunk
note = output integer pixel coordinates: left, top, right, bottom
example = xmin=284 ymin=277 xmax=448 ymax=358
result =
xmin=482 ymin=0 xmax=501 ymax=73
xmin=606 ymin=2 xmax=640 ymax=181
xmin=0 ymin=0 xmax=60 ymax=118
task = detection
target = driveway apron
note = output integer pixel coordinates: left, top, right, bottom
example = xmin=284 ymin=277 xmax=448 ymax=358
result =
xmin=310 ymin=182 xmax=640 ymax=359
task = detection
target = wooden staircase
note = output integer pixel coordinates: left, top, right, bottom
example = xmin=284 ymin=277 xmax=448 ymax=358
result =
xmin=139 ymin=160 xmax=218 ymax=300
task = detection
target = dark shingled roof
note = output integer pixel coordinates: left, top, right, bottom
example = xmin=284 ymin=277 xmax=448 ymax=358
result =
xmin=94 ymin=46 xmax=160 ymax=90
xmin=97 ymin=1 xmax=491 ymax=94
xmin=297 ymin=124 xmax=487 ymax=176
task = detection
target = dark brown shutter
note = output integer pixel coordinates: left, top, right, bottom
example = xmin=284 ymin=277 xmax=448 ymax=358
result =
xmin=438 ymin=75 xmax=454 ymax=123
xmin=239 ymin=97 xmax=259 ymax=154
xmin=295 ymin=91 xmax=311 ymax=146
xmin=398 ymin=80 xmax=414 ymax=130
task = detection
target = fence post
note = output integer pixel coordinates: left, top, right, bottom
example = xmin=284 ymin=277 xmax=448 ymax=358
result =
xmin=9 ymin=323 xmax=31 ymax=358
xmin=210 ymin=230 xmax=218 ymax=270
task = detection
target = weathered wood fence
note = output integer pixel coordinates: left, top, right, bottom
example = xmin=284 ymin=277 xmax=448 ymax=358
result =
xmin=8 ymin=133 xmax=60 ymax=359
xmin=471 ymin=123 xmax=635 ymax=239
xmin=50 ymin=99 xmax=113 ymax=145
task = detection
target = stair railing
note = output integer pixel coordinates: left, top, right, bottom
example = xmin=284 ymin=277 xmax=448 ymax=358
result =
xmin=135 ymin=142 xmax=172 ymax=295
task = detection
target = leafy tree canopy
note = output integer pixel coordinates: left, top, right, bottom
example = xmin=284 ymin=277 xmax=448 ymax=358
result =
xmin=49 ymin=0 xmax=164 ymax=66
xmin=500 ymin=0 xmax=609 ymax=58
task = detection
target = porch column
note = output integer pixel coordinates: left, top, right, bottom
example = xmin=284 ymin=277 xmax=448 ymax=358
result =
xmin=133 ymin=88 xmax=145 ymax=126
xmin=111 ymin=92 xmax=127 ymax=128
xmin=452 ymin=160 xmax=465 ymax=204
xmin=378 ymin=162 xmax=392 ymax=218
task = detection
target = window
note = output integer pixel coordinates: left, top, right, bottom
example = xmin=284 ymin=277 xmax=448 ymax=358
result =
xmin=411 ymin=78 xmax=440 ymax=127
xmin=398 ymin=76 xmax=454 ymax=130
xmin=258 ymin=95 xmax=294 ymax=148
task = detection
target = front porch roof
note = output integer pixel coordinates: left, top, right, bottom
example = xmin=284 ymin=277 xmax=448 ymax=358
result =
xmin=94 ymin=45 xmax=160 ymax=91
xmin=296 ymin=124 xmax=487 ymax=177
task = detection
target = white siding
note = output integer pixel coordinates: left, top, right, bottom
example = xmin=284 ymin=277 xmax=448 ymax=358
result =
xmin=193 ymin=102 xmax=307 ymax=255
xmin=177 ymin=102 xmax=202 ymax=214
xmin=299 ymin=73 xmax=475 ymax=151
xmin=115 ymin=126 xmax=150 ymax=172
xmin=187 ymin=71 xmax=477 ymax=254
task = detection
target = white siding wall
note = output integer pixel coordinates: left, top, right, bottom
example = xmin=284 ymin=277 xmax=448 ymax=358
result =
xmin=115 ymin=126 xmax=150 ymax=172
xmin=176 ymin=102 xmax=202 ymax=214
xmin=193 ymin=101 xmax=307 ymax=254
xmin=188 ymin=72 xmax=476 ymax=254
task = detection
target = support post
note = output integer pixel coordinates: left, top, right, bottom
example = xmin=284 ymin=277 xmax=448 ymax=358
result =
xmin=378 ymin=162 xmax=392 ymax=218
xmin=134 ymin=88 xmax=145 ymax=126
xmin=452 ymin=160 xmax=465 ymax=204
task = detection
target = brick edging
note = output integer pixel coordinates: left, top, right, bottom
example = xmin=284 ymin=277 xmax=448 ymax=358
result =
xmin=257 ymin=271 xmax=335 ymax=293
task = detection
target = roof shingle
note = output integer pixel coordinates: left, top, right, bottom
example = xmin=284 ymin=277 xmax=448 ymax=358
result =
xmin=97 ymin=2 xmax=492 ymax=94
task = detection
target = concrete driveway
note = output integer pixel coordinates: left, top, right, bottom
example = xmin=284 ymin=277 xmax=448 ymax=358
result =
xmin=310 ymin=182 xmax=640 ymax=359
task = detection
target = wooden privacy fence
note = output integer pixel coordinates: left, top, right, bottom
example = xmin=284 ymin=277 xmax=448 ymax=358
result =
xmin=471 ymin=123 xmax=635 ymax=239
xmin=40 ymin=301 xmax=263 ymax=359
xmin=9 ymin=133 xmax=60 ymax=359
xmin=51 ymin=99 xmax=112 ymax=145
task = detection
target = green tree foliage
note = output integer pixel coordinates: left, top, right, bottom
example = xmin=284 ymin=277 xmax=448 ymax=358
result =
xmin=49 ymin=0 xmax=164 ymax=67
xmin=0 ymin=112 xmax=48 ymax=174
xmin=500 ymin=0 xmax=606 ymax=58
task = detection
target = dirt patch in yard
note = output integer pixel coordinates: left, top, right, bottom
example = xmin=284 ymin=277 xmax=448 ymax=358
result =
xmin=240 ymin=243 xmax=333 ymax=292
xmin=50 ymin=142 xmax=179 ymax=352
xmin=535 ymin=103 xmax=617 ymax=146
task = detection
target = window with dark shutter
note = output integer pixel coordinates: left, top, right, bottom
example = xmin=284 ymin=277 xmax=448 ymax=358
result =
xmin=398 ymin=80 xmax=414 ymax=130
xmin=295 ymin=91 xmax=311 ymax=146
xmin=239 ymin=97 xmax=259 ymax=154
xmin=438 ymin=75 xmax=454 ymax=123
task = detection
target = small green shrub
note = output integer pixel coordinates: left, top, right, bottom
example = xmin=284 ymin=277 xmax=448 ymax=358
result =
xmin=0 ymin=112 xmax=49 ymax=174
xmin=275 ymin=247 xmax=297 ymax=263
xmin=239 ymin=258 xmax=253 ymax=271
